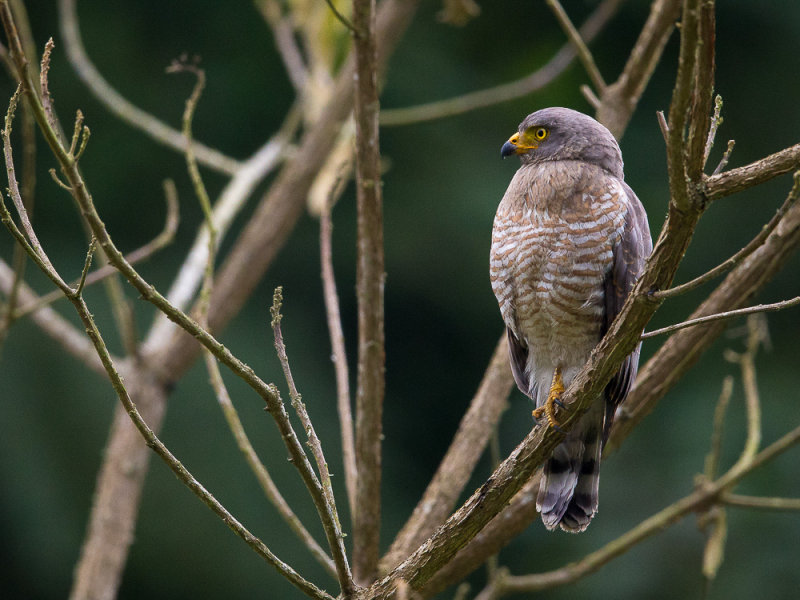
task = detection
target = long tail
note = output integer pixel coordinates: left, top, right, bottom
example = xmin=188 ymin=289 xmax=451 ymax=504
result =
xmin=537 ymin=404 xmax=603 ymax=533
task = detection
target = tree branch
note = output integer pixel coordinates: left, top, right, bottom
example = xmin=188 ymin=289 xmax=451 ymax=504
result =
xmin=351 ymin=0 xmax=385 ymax=585
xmin=321 ymin=206 xmax=358 ymax=518
xmin=545 ymin=0 xmax=606 ymax=94
xmin=271 ymin=287 xmax=354 ymax=595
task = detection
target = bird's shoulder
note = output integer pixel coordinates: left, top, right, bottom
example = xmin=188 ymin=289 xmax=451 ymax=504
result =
xmin=500 ymin=160 xmax=630 ymax=221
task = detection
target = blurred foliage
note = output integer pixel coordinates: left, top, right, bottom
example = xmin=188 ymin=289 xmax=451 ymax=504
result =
xmin=1 ymin=1 xmax=799 ymax=599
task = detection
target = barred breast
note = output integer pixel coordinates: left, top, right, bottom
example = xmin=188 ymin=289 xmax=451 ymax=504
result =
xmin=490 ymin=161 xmax=627 ymax=375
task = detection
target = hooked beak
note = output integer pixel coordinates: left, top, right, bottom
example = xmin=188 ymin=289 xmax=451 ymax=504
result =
xmin=500 ymin=132 xmax=536 ymax=158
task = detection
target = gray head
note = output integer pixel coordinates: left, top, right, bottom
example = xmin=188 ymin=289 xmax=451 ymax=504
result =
xmin=501 ymin=107 xmax=623 ymax=179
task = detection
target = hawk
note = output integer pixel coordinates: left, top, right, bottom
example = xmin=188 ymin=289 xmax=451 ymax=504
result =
xmin=490 ymin=107 xmax=652 ymax=532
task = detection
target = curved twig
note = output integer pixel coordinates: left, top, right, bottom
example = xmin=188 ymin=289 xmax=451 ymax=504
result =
xmin=57 ymin=0 xmax=241 ymax=175
xmin=641 ymin=296 xmax=800 ymax=340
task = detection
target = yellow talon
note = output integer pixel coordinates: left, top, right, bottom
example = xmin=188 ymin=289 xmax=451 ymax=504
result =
xmin=532 ymin=366 xmax=565 ymax=429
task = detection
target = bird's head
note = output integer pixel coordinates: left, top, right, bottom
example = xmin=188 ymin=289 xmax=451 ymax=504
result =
xmin=501 ymin=107 xmax=623 ymax=179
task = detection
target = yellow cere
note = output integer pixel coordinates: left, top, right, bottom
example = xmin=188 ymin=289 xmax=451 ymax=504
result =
xmin=511 ymin=127 xmax=549 ymax=153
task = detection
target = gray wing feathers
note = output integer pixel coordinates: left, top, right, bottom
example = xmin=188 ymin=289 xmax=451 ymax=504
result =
xmin=602 ymin=183 xmax=652 ymax=441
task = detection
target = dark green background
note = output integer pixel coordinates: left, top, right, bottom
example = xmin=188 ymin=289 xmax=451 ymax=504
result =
xmin=1 ymin=1 xmax=799 ymax=598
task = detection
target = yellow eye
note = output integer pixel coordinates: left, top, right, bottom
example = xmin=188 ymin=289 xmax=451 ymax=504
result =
xmin=534 ymin=127 xmax=548 ymax=140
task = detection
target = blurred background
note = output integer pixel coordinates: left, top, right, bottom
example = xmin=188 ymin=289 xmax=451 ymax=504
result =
xmin=1 ymin=1 xmax=799 ymax=598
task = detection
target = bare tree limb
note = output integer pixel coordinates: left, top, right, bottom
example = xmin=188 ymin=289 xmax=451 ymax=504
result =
xmin=704 ymin=143 xmax=800 ymax=201
xmin=545 ymin=0 xmax=606 ymax=94
xmin=596 ymin=0 xmax=682 ymax=138
xmin=321 ymin=206 xmax=358 ymax=518
xmin=722 ymin=494 xmax=800 ymax=511
xmin=351 ymin=0 xmax=385 ymax=585
xmin=61 ymin=3 xmax=420 ymax=598
xmin=271 ymin=287 xmax=354 ymax=594
xmin=641 ymin=295 xmax=800 ymax=339
xmin=1 ymin=87 xmax=332 ymax=600
xmin=653 ymin=173 xmax=800 ymax=299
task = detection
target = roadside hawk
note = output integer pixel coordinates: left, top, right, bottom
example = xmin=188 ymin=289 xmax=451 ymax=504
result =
xmin=490 ymin=107 xmax=652 ymax=532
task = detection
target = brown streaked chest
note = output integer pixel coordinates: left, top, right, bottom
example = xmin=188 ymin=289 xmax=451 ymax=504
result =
xmin=490 ymin=161 xmax=626 ymax=334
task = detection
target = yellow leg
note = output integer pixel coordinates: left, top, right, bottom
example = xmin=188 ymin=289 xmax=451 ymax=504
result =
xmin=532 ymin=366 xmax=564 ymax=429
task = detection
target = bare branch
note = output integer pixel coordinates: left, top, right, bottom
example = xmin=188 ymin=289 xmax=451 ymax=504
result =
xmin=724 ymin=315 xmax=767 ymax=468
xmin=711 ymin=139 xmax=735 ymax=175
xmin=271 ymin=287 xmax=354 ymax=594
xmin=722 ymin=494 xmax=800 ymax=512
xmin=205 ymin=351 xmax=337 ymax=577
xmin=13 ymin=180 xmax=179 ymax=320
xmin=641 ymin=295 xmax=800 ymax=340
xmin=704 ymin=376 xmax=733 ymax=481
xmin=352 ymin=0 xmax=385 ymax=584
xmin=545 ymin=0 xmax=606 ymax=93
xmin=320 ymin=207 xmax=358 ymax=517
xmin=705 ymin=143 xmax=800 ymax=201
xmin=654 ymin=172 xmax=800 ymax=299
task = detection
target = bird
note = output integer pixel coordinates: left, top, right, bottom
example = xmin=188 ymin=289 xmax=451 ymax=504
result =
xmin=490 ymin=107 xmax=652 ymax=532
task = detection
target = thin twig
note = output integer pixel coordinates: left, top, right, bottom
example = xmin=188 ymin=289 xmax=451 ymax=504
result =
xmin=654 ymin=171 xmax=800 ymax=299
xmin=320 ymin=206 xmax=357 ymax=517
xmin=725 ymin=315 xmax=766 ymax=468
xmin=656 ymin=110 xmax=669 ymax=143
xmin=0 ymin=94 xmax=332 ymax=600
xmin=545 ymin=0 xmax=606 ymax=93
xmin=704 ymin=143 xmax=800 ymax=201
xmin=205 ymin=352 xmax=337 ymax=577
xmin=13 ymin=180 xmax=179 ymax=319
xmin=324 ymin=0 xmax=360 ymax=36
xmin=641 ymin=296 xmax=800 ymax=340
xmin=253 ymin=0 xmax=308 ymax=91
xmin=75 ymin=238 xmax=97 ymax=297
xmin=703 ymin=95 xmax=723 ymax=168
xmin=711 ymin=139 xmax=735 ymax=176
xmin=704 ymin=376 xmax=733 ymax=481
xmin=271 ymin=287 xmax=354 ymax=594
xmin=722 ymin=494 xmax=800 ymax=511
